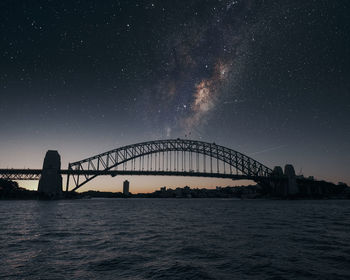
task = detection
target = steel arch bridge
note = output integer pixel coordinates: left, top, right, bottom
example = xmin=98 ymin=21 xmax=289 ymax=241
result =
xmin=66 ymin=139 xmax=273 ymax=192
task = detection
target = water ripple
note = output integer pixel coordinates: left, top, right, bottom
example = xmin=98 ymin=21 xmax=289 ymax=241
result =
xmin=0 ymin=199 xmax=350 ymax=279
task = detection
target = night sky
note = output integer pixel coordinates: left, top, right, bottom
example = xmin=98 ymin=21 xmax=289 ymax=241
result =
xmin=1 ymin=0 xmax=349 ymax=192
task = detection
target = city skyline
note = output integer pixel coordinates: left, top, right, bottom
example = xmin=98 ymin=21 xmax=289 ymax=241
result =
xmin=1 ymin=1 xmax=349 ymax=192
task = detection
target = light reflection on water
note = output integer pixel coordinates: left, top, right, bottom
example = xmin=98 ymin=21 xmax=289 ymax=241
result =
xmin=1 ymin=199 xmax=350 ymax=279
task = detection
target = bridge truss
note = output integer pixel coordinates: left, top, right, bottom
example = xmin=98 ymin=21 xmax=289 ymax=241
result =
xmin=0 ymin=169 xmax=42 ymax=181
xmin=67 ymin=139 xmax=273 ymax=192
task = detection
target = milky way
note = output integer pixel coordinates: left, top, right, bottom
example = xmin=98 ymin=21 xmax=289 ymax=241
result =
xmin=137 ymin=0 xmax=258 ymax=138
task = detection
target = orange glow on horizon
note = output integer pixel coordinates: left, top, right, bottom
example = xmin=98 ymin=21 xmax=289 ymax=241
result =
xmin=16 ymin=176 xmax=255 ymax=193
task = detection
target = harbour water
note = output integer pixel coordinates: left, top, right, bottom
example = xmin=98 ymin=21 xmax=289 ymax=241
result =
xmin=1 ymin=199 xmax=350 ymax=279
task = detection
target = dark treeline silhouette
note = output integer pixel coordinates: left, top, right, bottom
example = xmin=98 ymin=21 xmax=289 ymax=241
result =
xmin=1 ymin=178 xmax=349 ymax=200
xmin=78 ymin=182 xmax=350 ymax=199
xmin=0 ymin=179 xmax=37 ymax=199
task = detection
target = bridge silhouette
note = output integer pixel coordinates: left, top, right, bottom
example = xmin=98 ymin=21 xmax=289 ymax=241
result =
xmin=1 ymin=139 xmax=297 ymax=196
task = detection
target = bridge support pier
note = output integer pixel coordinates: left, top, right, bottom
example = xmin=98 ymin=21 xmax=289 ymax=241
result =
xmin=284 ymin=164 xmax=298 ymax=195
xmin=38 ymin=150 xmax=62 ymax=199
xmin=271 ymin=166 xmax=285 ymax=196
xmin=271 ymin=164 xmax=298 ymax=197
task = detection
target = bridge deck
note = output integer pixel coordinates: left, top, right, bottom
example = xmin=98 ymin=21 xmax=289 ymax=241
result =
xmin=0 ymin=169 xmax=264 ymax=181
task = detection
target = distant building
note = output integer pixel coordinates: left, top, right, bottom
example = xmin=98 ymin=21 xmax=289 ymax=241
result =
xmin=123 ymin=180 xmax=129 ymax=195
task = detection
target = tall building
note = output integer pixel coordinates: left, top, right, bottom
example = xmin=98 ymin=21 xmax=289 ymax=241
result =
xmin=123 ymin=180 xmax=129 ymax=195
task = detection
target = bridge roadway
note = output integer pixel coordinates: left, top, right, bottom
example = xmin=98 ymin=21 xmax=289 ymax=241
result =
xmin=0 ymin=168 xmax=266 ymax=181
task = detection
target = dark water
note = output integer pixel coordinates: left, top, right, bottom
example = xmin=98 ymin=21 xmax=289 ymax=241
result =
xmin=1 ymin=199 xmax=350 ymax=280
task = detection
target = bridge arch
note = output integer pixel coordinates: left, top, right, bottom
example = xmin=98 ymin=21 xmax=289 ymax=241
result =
xmin=66 ymin=139 xmax=273 ymax=192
